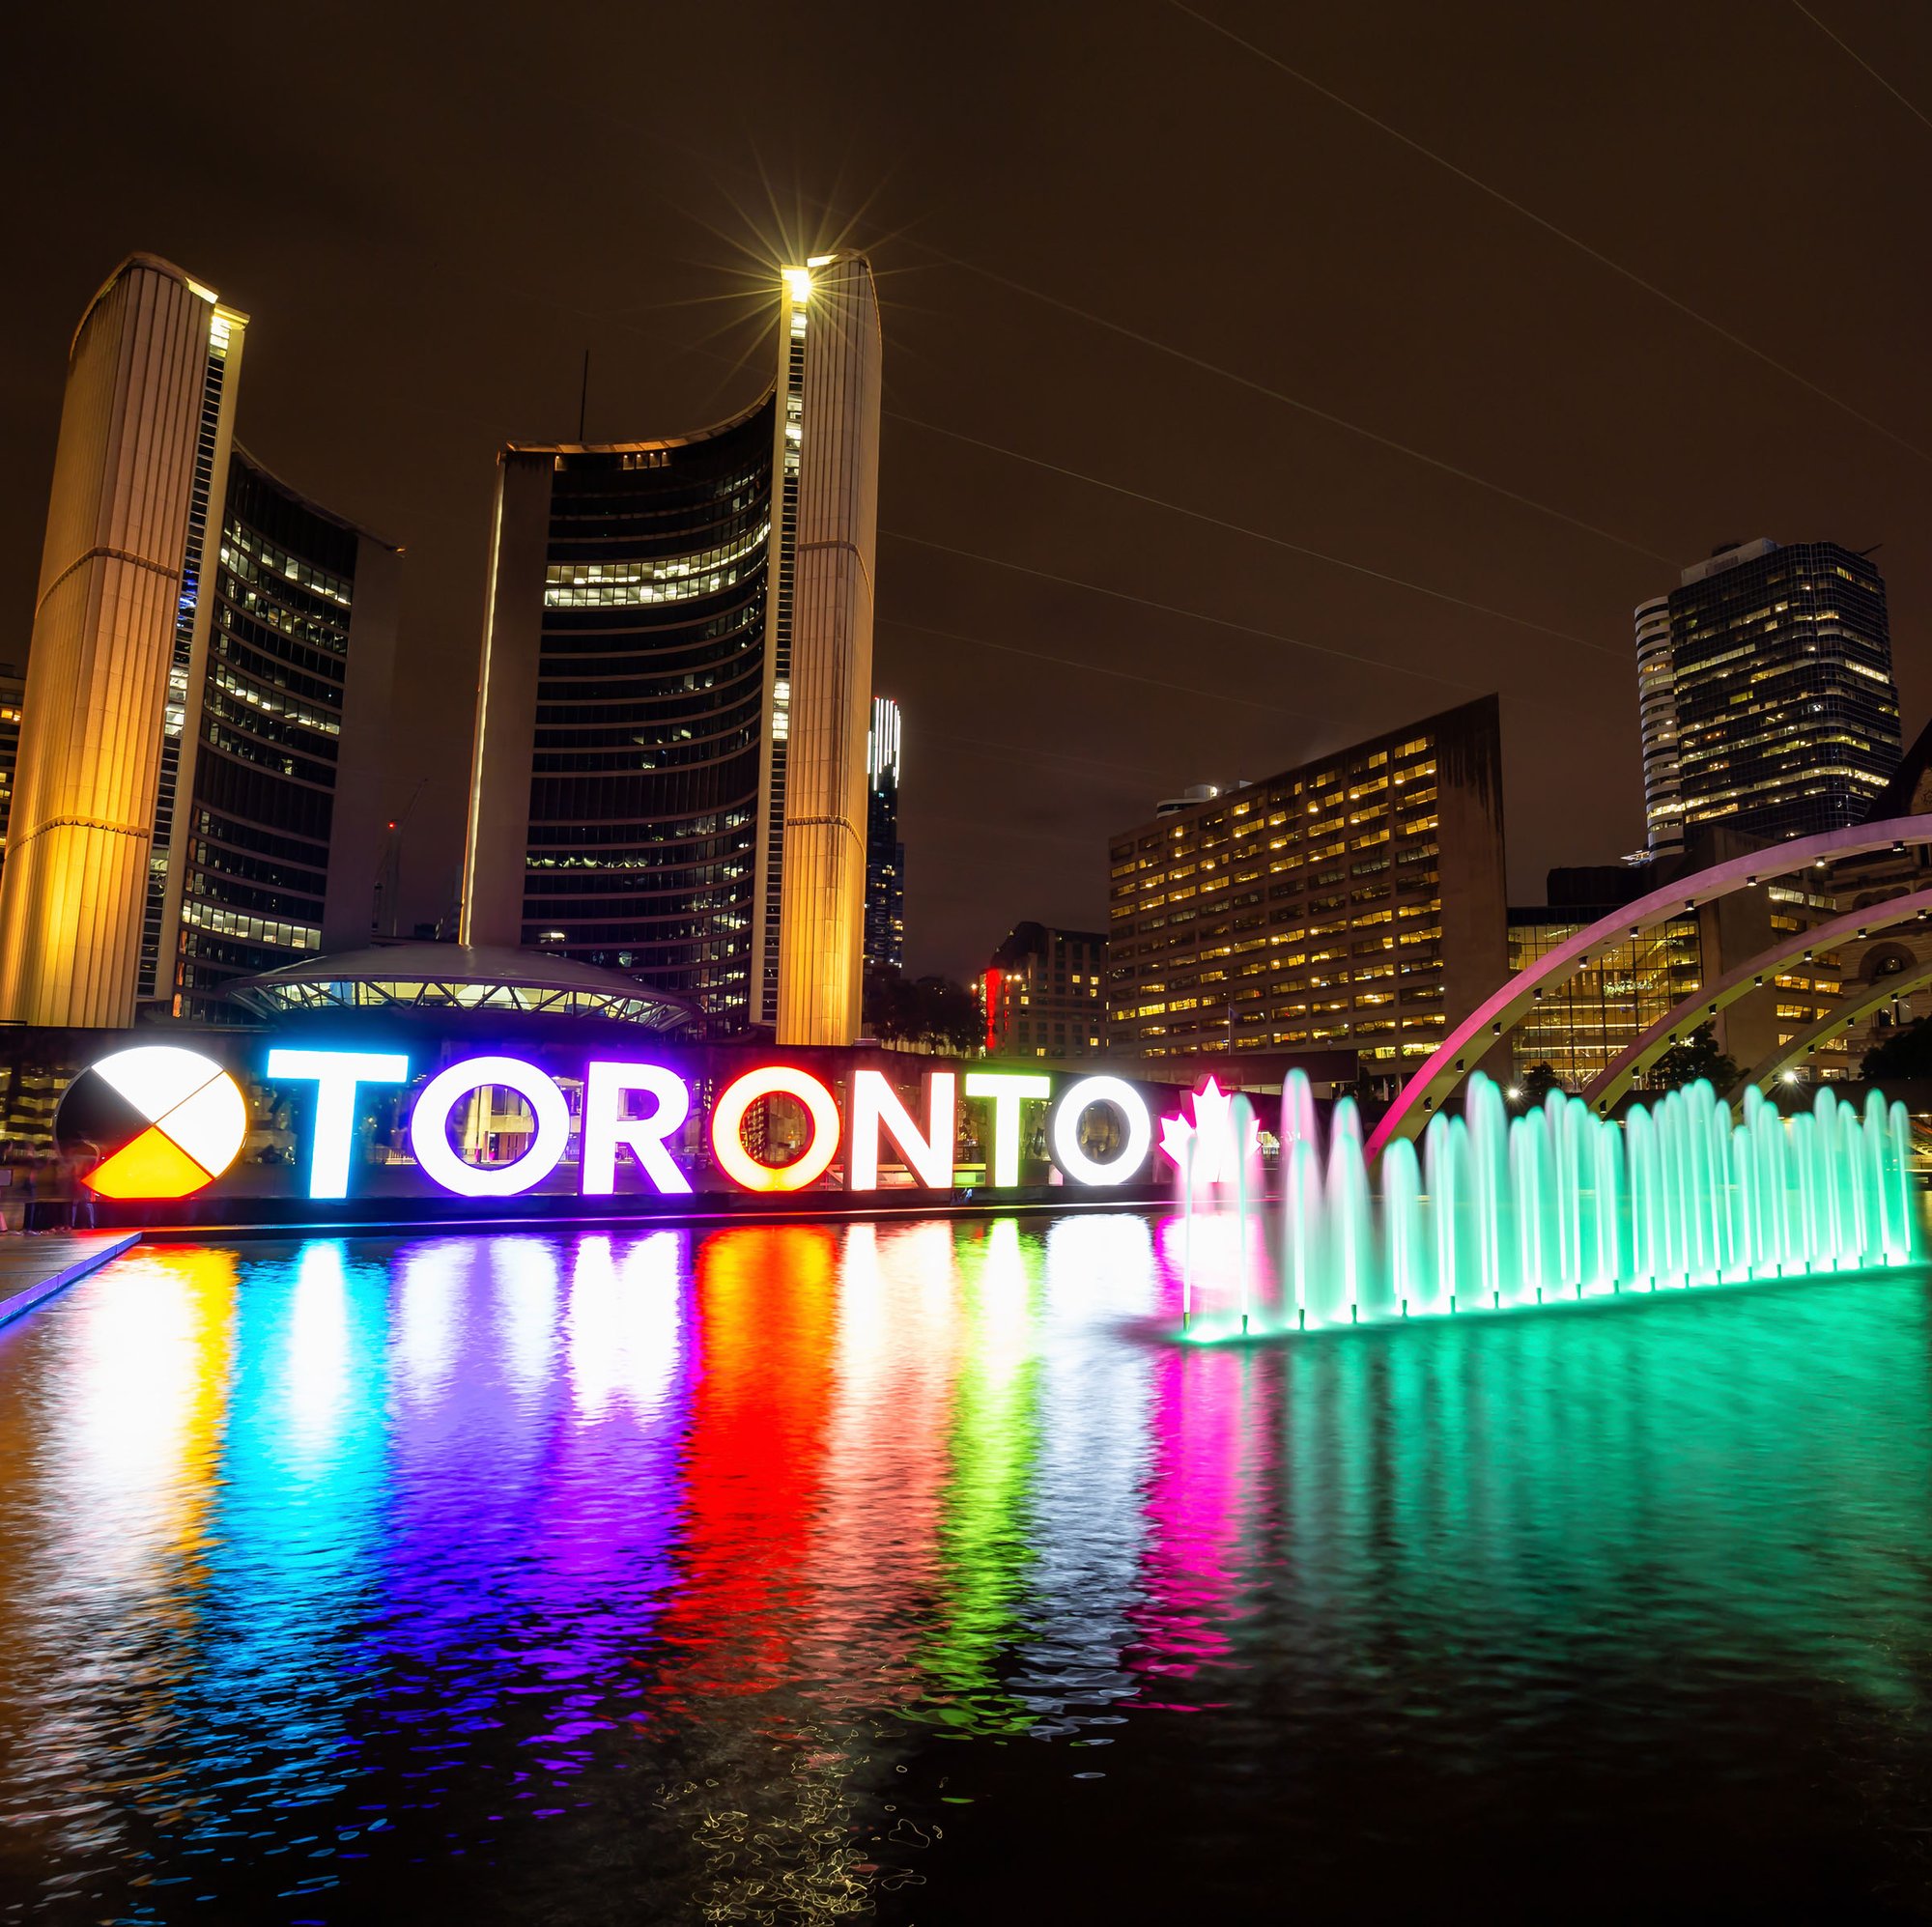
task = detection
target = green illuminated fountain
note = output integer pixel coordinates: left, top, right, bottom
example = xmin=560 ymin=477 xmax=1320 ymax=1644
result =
xmin=1179 ymin=1071 xmax=1918 ymax=1342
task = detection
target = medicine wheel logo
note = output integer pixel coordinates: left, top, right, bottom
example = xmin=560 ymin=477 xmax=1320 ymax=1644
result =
xmin=57 ymin=1047 xmax=248 ymax=1199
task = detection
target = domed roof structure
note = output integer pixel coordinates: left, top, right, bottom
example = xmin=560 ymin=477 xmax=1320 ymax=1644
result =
xmin=222 ymin=944 xmax=699 ymax=1031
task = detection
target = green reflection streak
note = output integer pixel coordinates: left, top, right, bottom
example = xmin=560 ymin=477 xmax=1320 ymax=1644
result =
xmin=1281 ymin=1269 xmax=1932 ymax=1714
xmin=916 ymin=1217 xmax=1043 ymax=1734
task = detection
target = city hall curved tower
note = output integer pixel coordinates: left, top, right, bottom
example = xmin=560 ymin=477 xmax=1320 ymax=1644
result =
xmin=0 ymin=255 xmax=248 ymax=1027
xmin=463 ymin=254 xmax=882 ymax=1042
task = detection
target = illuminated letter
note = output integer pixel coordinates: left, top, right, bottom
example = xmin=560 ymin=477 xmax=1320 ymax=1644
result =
xmin=266 ymin=1047 xmax=410 ymax=1200
xmin=582 ymin=1061 xmax=693 ymax=1196
xmin=410 ymin=1055 xmax=570 ymax=1198
xmin=962 ymin=1070 xmax=1052 ymax=1188
xmin=710 ymin=1065 xmax=840 ymax=1192
xmin=1051 ymin=1075 xmax=1153 ymax=1186
xmin=848 ymin=1067 xmax=956 ymax=1191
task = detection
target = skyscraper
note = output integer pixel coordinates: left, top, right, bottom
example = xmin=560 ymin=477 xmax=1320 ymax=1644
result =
xmin=0 ymin=256 xmax=248 ymax=1027
xmin=865 ymin=694 xmax=904 ymax=973
xmin=463 ymin=254 xmax=883 ymax=1043
xmin=1634 ymin=594 xmax=1680 ymax=852
xmin=155 ymin=448 xmax=400 ymax=1018
xmin=1636 ymin=540 xmax=1902 ymax=851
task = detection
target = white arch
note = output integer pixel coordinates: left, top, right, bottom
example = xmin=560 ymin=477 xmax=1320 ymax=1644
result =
xmin=1580 ymin=887 xmax=1932 ymax=1112
xmin=1364 ymin=814 xmax=1932 ymax=1158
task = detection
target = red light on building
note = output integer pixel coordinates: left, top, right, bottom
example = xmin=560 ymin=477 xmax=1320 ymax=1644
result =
xmin=982 ymin=968 xmax=1003 ymax=1052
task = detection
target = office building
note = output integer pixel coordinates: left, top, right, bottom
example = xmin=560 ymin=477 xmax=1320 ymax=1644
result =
xmin=865 ymin=695 xmax=904 ymax=973
xmin=464 ymin=254 xmax=882 ymax=1043
xmin=980 ymin=922 xmax=1107 ymax=1059
xmin=1634 ymin=595 xmax=1681 ymax=852
xmin=1637 ymin=540 xmax=1901 ymax=853
xmin=1792 ymin=723 xmax=1932 ymax=1075
xmin=0 ymin=665 xmax=23 ymax=892
xmin=1509 ymin=851 xmax=1848 ymax=1091
xmin=1509 ymin=860 xmax=1702 ymax=1087
xmin=0 ymin=256 xmax=249 ymax=1026
xmin=156 ymin=449 xmax=399 ymax=1018
xmin=1105 ymin=696 xmax=1510 ymax=1077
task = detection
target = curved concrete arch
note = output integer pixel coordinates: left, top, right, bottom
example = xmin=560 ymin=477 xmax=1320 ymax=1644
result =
xmin=1578 ymin=887 xmax=1932 ymax=1113
xmin=1362 ymin=813 xmax=1932 ymax=1160
xmin=1727 ymin=957 xmax=1932 ymax=1101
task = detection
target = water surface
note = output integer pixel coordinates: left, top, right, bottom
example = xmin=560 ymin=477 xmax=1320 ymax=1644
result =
xmin=1 ymin=1216 xmax=1931 ymax=1919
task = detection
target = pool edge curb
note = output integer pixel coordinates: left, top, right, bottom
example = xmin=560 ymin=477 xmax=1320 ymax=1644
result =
xmin=0 ymin=1233 xmax=142 ymax=1327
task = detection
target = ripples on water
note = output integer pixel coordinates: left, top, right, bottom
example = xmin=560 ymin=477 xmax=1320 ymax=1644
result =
xmin=1 ymin=1215 xmax=1931 ymax=1919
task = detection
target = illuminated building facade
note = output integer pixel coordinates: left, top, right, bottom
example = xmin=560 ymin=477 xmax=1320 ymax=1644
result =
xmin=865 ymin=695 xmax=904 ymax=973
xmin=155 ymin=450 xmax=400 ymax=1019
xmin=0 ymin=256 xmax=249 ymax=1027
xmin=1508 ymin=902 xmax=1702 ymax=1089
xmin=1634 ymin=594 xmax=1681 ymax=852
xmin=464 ymin=255 xmax=882 ymax=1044
xmin=1639 ymin=540 xmax=1901 ymax=851
xmin=0 ymin=664 xmax=24 ymax=892
xmin=978 ymin=923 xmax=1107 ymax=1060
xmin=1804 ymin=725 xmax=1932 ymax=1075
xmin=1105 ymin=697 xmax=1509 ymax=1076
xmin=1509 ymin=851 xmax=1849 ymax=1091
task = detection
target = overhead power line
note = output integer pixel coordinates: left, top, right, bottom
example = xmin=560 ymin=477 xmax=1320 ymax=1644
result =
xmin=515 ymin=80 xmax=1686 ymax=561
xmin=1168 ymin=0 xmax=1932 ymax=468
xmin=879 ymin=615 xmax=1320 ymax=720
xmin=890 ymin=411 xmax=1623 ymax=657
xmin=1788 ymin=0 xmax=1932 ymax=134
xmin=883 ymin=528 xmax=1489 ymax=694
xmin=902 ymin=244 xmax=1674 ymax=563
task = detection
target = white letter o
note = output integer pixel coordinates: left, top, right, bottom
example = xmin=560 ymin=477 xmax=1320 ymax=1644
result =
xmin=1050 ymin=1075 xmax=1152 ymax=1186
xmin=410 ymin=1055 xmax=571 ymax=1197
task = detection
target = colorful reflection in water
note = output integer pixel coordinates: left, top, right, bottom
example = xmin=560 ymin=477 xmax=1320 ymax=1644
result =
xmin=4 ymin=1217 xmax=1932 ymax=1917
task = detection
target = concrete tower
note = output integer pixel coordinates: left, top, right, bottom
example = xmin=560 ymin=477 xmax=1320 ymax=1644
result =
xmin=772 ymin=254 xmax=882 ymax=1044
xmin=0 ymin=257 xmax=247 ymax=1027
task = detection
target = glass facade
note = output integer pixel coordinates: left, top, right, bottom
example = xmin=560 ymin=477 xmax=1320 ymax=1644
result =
xmin=1507 ymin=910 xmax=1702 ymax=1089
xmin=224 ymin=957 xmax=693 ymax=1028
xmin=865 ymin=695 xmax=904 ymax=973
xmin=140 ymin=303 xmax=240 ymax=1001
xmin=520 ymin=406 xmax=776 ymax=1027
xmin=1664 ymin=541 xmax=1902 ymax=845
xmin=169 ymin=454 xmax=360 ymax=1017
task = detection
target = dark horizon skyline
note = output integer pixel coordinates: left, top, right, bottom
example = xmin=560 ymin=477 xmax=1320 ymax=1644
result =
xmin=4 ymin=0 xmax=1929 ymax=986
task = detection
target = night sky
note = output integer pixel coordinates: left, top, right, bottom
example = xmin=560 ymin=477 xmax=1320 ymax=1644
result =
xmin=5 ymin=1 xmax=1929 ymax=980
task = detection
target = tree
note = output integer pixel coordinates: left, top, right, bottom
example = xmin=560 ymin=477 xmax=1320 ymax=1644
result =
xmin=1647 ymin=1021 xmax=1740 ymax=1094
xmin=1518 ymin=1062 xmax=1565 ymax=1103
xmin=863 ymin=965 xmax=918 ymax=1043
xmin=1861 ymin=1017 xmax=1932 ymax=1085
xmin=913 ymin=976 xmax=983 ymax=1055
xmin=864 ymin=966 xmax=981 ymax=1055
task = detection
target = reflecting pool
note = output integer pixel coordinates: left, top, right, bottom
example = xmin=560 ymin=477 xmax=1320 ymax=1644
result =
xmin=4 ymin=1217 xmax=1932 ymax=1918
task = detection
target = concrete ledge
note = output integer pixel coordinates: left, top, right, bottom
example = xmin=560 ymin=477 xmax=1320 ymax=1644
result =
xmin=0 ymin=1233 xmax=142 ymax=1328
xmin=83 ymin=1182 xmax=1179 ymax=1237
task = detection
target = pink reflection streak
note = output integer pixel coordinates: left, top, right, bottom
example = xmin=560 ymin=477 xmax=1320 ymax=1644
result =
xmin=1127 ymin=1344 xmax=1252 ymax=1706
